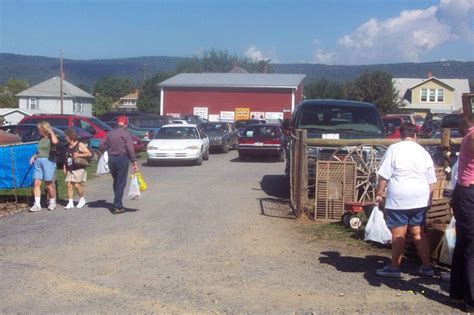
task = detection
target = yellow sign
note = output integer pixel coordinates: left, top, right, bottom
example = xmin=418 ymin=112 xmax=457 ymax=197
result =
xmin=235 ymin=108 xmax=250 ymax=120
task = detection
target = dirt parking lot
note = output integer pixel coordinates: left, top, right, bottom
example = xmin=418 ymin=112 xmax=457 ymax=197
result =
xmin=0 ymin=151 xmax=461 ymax=313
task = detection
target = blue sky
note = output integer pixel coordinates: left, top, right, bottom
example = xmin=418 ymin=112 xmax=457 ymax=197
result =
xmin=0 ymin=0 xmax=473 ymax=65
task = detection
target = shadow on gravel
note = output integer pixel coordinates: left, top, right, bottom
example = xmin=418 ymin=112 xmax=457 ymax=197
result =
xmin=87 ymin=199 xmax=138 ymax=214
xmin=258 ymin=175 xmax=295 ymax=219
xmin=319 ymin=251 xmax=458 ymax=310
xmin=259 ymin=198 xmax=295 ymax=219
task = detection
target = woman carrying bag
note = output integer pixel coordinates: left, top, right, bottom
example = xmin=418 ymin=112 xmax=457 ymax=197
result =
xmin=29 ymin=121 xmax=59 ymax=212
xmin=63 ymin=128 xmax=92 ymax=209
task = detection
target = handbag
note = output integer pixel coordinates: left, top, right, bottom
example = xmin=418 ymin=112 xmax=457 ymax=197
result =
xmin=74 ymin=157 xmax=89 ymax=167
xmin=96 ymin=151 xmax=109 ymax=175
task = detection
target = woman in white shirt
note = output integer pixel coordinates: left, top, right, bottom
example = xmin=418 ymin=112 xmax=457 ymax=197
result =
xmin=375 ymin=122 xmax=437 ymax=278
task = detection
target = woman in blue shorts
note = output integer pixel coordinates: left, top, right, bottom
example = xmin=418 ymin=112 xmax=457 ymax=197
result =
xmin=375 ymin=122 xmax=437 ymax=278
xmin=29 ymin=121 xmax=59 ymax=212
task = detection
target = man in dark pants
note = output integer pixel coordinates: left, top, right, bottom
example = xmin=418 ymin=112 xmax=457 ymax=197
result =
xmin=450 ymin=116 xmax=474 ymax=312
xmin=100 ymin=116 xmax=138 ymax=213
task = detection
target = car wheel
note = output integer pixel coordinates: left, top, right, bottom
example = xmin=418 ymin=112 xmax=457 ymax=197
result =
xmin=195 ymin=153 xmax=203 ymax=166
xmin=222 ymin=141 xmax=229 ymax=153
xmin=238 ymin=151 xmax=246 ymax=161
xmin=147 ymin=159 xmax=155 ymax=166
xmin=203 ymin=147 xmax=209 ymax=160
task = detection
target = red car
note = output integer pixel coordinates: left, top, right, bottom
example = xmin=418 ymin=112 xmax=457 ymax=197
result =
xmin=237 ymin=124 xmax=285 ymax=161
xmin=382 ymin=116 xmax=404 ymax=139
xmin=19 ymin=114 xmax=145 ymax=152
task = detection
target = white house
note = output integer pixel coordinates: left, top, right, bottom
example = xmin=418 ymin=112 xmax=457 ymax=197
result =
xmin=393 ymin=76 xmax=470 ymax=114
xmin=16 ymin=76 xmax=95 ymax=116
xmin=0 ymin=108 xmax=48 ymax=125
xmin=112 ymin=90 xmax=139 ymax=112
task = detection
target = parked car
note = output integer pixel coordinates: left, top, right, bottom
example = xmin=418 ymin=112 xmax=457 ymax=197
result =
xmin=19 ymin=114 xmax=145 ymax=152
xmin=420 ymin=119 xmax=441 ymax=138
xmin=384 ymin=114 xmax=421 ymax=131
xmin=200 ymin=121 xmax=239 ymax=153
xmin=146 ymin=124 xmax=210 ymax=165
xmin=19 ymin=114 xmax=112 ymax=138
xmin=179 ymin=115 xmax=208 ymax=125
xmin=441 ymin=113 xmax=462 ymax=129
xmin=414 ymin=115 xmax=425 ymax=127
xmin=54 ymin=126 xmax=93 ymax=146
xmin=382 ymin=116 xmax=404 ymax=139
xmin=105 ymin=121 xmax=151 ymax=144
xmin=428 ymin=129 xmax=463 ymax=167
xmin=238 ymin=124 xmax=286 ymax=161
xmin=172 ymin=119 xmax=190 ymax=125
xmin=235 ymin=119 xmax=267 ymax=136
xmin=103 ymin=113 xmax=172 ymax=139
xmin=0 ymin=124 xmax=68 ymax=166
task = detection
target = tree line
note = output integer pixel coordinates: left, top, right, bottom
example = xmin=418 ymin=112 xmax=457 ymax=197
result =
xmin=0 ymin=49 xmax=401 ymax=116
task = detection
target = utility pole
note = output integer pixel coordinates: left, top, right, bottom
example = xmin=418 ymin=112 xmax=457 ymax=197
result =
xmin=60 ymin=50 xmax=64 ymax=114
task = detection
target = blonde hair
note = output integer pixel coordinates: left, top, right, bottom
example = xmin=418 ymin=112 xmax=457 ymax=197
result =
xmin=37 ymin=121 xmax=52 ymax=135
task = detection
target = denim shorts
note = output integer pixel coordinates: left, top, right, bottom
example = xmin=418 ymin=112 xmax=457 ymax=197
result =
xmin=385 ymin=207 xmax=428 ymax=228
xmin=33 ymin=157 xmax=57 ymax=181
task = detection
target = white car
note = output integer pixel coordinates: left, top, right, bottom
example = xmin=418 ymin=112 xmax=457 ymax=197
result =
xmin=146 ymin=124 xmax=210 ymax=165
xmin=171 ymin=119 xmax=190 ymax=125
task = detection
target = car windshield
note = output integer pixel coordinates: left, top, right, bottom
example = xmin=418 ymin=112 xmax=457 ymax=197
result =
xmin=298 ymin=105 xmax=383 ymax=134
xmin=154 ymin=127 xmax=199 ymax=139
xmin=131 ymin=116 xmax=168 ymax=128
xmin=243 ymin=126 xmax=282 ymax=138
xmin=89 ymin=117 xmax=112 ymax=131
xmin=201 ymin=123 xmax=228 ymax=131
xmin=235 ymin=120 xmax=260 ymax=128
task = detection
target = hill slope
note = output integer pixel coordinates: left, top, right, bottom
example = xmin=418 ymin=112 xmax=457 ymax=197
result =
xmin=1 ymin=53 xmax=472 ymax=90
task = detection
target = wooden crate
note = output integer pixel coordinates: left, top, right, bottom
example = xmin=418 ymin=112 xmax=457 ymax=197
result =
xmin=314 ymin=161 xmax=356 ymax=220
xmin=433 ymin=167 xmax=447 ymax=200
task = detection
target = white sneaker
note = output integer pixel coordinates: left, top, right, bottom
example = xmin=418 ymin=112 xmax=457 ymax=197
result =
xmin=29 ymin=204 xmax=42 ymax=212
xmin=76 ymin=199 xmax=86 ymax=208
xmin=64 ymin=202 xmax=75 ymax=209
xmin=47 ymin=202 xmax=56 ymax=211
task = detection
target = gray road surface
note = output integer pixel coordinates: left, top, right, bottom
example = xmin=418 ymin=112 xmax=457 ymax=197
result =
xmin=0 ymin=151 xmax=458 ymax=313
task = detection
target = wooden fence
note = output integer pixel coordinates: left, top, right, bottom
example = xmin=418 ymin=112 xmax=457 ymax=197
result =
xmin=289 ymin=128 xmax=461 ymax=219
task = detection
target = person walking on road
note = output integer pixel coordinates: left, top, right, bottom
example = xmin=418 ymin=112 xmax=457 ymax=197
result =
xmin=63 ymin=128 xmax=92 ymax=209
xmin=375 ymin=122 xmax=437 ymax=278
xmin=450 ymin=115 xmax=474 ymax=313
xmin=99 ymin=116 xmax=138 ymax=213
xmin=29 ymin=121 xmax=59 ymax=212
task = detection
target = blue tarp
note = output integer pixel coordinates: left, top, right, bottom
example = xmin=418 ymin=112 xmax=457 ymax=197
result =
xmin=0 ymin=142 xmax=37 ymax=189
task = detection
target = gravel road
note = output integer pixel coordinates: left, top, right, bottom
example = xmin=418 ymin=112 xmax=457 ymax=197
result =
xmin=0 ymin=151 xmax=460 ymax=313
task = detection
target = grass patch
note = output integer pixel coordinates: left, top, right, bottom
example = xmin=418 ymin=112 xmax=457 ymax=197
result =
xmin=301 ymin=221 xmax=366 ymax=247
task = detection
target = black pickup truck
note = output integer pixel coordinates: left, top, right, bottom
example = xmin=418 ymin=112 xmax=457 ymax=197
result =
xmin=285 ymin=99 xmax=385 ymax=178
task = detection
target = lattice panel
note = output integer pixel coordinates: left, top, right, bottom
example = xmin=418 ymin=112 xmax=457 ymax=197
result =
xmin=315 ymin=161 xmax=357 ymax=220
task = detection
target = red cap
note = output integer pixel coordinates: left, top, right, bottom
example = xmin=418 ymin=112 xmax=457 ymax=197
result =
xmin=117 ymin=116 xmax=128 ymax=125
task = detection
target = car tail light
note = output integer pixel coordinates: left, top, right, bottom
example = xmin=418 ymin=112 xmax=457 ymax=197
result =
xmin=239 ymin=138 xmax=255 ymax=144
xmin=144 ymin=131 xmax=150 ymax=140
xmin=263 ymin=139 xmax=281 ymax=145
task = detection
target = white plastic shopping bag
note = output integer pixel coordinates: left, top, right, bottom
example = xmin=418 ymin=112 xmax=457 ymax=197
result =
xmin=96 ymin=151 xmax=109 ymax=175
xmin=364 ymin=206 xmax=392 ymax=244
xmin=439 ymin=217 xmax=456 ymax=265
xmin=127 ymin=173 xmax=141 ymax=200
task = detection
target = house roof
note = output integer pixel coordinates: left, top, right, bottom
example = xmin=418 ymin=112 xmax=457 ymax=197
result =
xmin=16 ymin=76 xmax=95 ymax=99
xmin=120 ymin=90 xmax=139 ymax=100
xmin=407 ymin=76 xmax=456 ymax=90
xmin=0 ymin=108 xmax=49 ymax=116
xmin=158 ymin=73 xmax=306 ymax=89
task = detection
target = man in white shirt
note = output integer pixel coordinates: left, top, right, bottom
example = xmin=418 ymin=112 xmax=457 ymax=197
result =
xmin=375 ymin=122 xmax=437 ymax=278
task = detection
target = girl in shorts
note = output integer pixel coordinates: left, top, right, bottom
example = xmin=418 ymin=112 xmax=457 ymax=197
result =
xmin=29 ymin=121 xmax=59 ymax=212
xmin=63 ymin=128 xmax=92 ymax=209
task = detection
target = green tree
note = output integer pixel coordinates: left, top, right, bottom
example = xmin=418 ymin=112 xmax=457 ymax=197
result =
xmin=93 ymin=95 xmax=114 ymax=117
xmin=344 ymin=70 xmax=401 ymax=114
xmin=177 ymin=49 xmax=272 ymax=73
xmin=304 ymin=78 xmax=344 ymax=99
xmin=0 ymin=79 xmax=29 ymax=108
xmin=137 ymin=72 xmax=175 ymax=114
xmin=94 ymin=76 xmax=134 ymax=100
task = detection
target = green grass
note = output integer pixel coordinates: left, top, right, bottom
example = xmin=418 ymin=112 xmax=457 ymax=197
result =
xmin=0 ymin=162 xmax=98 ymax=200
xmin=300 ymin=221 xmax=367 ymax=247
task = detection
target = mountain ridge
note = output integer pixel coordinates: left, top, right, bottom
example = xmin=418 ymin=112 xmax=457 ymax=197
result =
xmin=1 ymin=53 xmax=472 ymax=91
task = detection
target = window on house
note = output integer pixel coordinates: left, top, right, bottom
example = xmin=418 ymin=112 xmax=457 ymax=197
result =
xmin=73 ymin=100 xmax=83 ymax=112
xmin=28 ymin=98 xmax=38 ymax=109
xmin=429 ymin=89 xmax=436 ymax=102
xmin=421 ymin=89 xmax=427 ymax=102
xmin=437 ymin=89 xmax=444 ymax=102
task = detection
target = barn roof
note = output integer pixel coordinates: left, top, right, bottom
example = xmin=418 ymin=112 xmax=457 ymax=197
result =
xmin=158 ymin=73 xmax=306 ymax=89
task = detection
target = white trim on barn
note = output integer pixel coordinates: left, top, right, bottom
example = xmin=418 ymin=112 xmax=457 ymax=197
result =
xmin=160 ymin=87 xmax=164 ymax=115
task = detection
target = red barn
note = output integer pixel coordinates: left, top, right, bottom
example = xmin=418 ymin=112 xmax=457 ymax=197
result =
xmin=158 ymin=73 xmax=305 ymax=121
